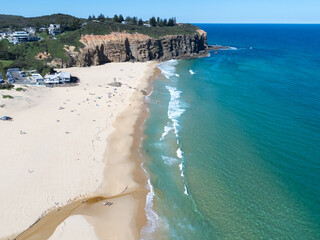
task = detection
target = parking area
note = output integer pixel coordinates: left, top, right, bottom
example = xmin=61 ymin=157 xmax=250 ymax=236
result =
xmin=6 ymin=68 xmax=31 ymax=84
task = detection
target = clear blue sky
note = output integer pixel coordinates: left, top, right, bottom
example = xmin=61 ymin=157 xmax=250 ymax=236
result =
xmin=1 ymin=0 xmax=320 ymax=23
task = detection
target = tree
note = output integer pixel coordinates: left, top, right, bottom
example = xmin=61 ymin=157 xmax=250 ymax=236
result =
xmin=125 ymin=16 xmax=132 ymax=22
xmin=88 ymin=15 xmax=92 ymax=21
xmin=132 ymin=16 xmax=137 ymax=25
xmin=159 ymin=19 xmax=164 ymax=27
xmin=163 ymin=19 xmax=168 ymax=26
xmin=149 ymin=17 xmax=156 ymax=27
xmin=49 ymin=67 xmax=57 ymax=74
xmin=157 ymin=17 xmax=160 ymax=26
xmin=70 ymin=18 xmax=81 ymax=30
xmin=92 ymin=15 xmax=96 ymax=20
xmin=119 ymin=14 xmax=124 ymax=22
xmin=35 ymin=22 xmax=42 ymax=32
xmin=97 ymin=13 xmax=105 ymax=22
xmin=138 ymin=18 xmax=143 ymax=26
xmin=167 ymin=18 xmax=174 ymax=26
xmin=113 ymin=14 xmax=119 ymax=23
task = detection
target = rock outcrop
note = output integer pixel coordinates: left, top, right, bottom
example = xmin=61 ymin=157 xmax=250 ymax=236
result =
xmin=60 ymin=31 xmax=210 ymax=67
xmin=35 ymin=51 xmax=51 ymax=60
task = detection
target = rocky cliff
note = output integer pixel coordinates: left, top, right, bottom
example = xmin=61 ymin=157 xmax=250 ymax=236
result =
xmin=58 ymin=30 xmax=210 ymax=67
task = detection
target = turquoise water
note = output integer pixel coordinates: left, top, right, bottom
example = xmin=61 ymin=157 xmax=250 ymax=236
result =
xmin=141 ymin=25 xmax=320 ymax=239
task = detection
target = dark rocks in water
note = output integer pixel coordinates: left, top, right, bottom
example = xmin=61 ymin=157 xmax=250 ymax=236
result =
xmin=108 ymin=82 xmax=122 ymax=87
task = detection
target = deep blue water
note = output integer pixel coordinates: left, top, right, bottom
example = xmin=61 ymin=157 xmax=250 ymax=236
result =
xmin=141 ymin=24 xmax=320 ymax=239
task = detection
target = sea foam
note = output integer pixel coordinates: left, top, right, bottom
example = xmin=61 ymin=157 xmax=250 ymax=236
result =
xmin=158 ymin=60 xmax=190 ymax=198
xmin=177 ymin=148 xmax=183 ymax=159
xmin=166 ymin=86 xmax=185 ymax=136
xmin=189 ymin=69 xmax=196 ymax=75
xmin=157 ymin=59 xmax=179 ymax=79
xmin=160 ymin=124 xmax=174 ymax=141
xmin=141 ymin=179 xmax=162 ymax=239
xmin=162 ymin=155 xmax=178 ymax=165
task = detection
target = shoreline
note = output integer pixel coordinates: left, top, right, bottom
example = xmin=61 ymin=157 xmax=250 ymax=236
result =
xmin=0 ymin=62 xmax=159 ymax=240
xmin=81 ymin=62 xmax=160 ymax=239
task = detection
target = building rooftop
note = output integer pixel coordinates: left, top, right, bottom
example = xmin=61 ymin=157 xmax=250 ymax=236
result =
xmin=7 ymin=68 xmax=20 ymax=72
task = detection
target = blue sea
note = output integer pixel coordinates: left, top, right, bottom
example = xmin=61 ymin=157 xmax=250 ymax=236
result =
xmin=141 ymin=24 xmax=320 ymax=239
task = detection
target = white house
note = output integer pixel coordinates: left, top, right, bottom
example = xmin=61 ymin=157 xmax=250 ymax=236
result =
xmin=23 ymin=27 xmax=36 ymax=35
xmin=44 ymin=72 xmax=71 ymax=84
xmin=59 ymin=72 xmax=71 ymax=83
xmin=48 ymin=24 xmax=61 ymax=36
xmin=12 ymin=31 xmax=29 ymax=37
xmin=44 ymin=74 xmax=60 ymax=84
xmin=0 ymin=32 xmax=6 ymax=40
xmin=31 ymin=73 xmax=44 ymax=84
xmin=50 ymin=24 xmax=60 ymax=29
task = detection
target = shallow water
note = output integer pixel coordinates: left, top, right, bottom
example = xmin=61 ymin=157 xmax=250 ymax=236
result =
xmin=142 ymin=24 xmax=320 ymax=239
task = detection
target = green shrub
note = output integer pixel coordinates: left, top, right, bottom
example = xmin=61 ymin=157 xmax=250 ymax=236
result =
xmin=2 ymin=95 xmax=14 ymax=99
xmin=15 ymin=87 xmax=26 ymax=92
xmin=0 ymin=83 xmax=14 ymax=90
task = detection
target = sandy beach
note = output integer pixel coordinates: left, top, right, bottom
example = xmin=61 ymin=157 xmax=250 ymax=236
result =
xmin=0 ymin=62 xmax=157 ymax=239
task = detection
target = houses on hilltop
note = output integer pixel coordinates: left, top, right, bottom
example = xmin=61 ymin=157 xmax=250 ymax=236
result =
xmin=0 ymin=23 xmax=62 ymax=44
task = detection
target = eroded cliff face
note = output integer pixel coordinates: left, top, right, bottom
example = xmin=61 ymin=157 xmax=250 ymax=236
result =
xmin=59 ymin=31 xmax=209 ymax=67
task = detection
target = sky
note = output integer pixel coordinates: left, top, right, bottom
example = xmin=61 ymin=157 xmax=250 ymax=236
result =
xmin=1 ymin=0 xmax=320 ymax=23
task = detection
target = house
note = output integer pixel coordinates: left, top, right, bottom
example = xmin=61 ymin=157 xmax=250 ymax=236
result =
xmin=44 ymin=72 xmax=71 ymax=84
xmin=0 ymin=32 xmax=6 ymax=40
xmin=9 ymin=31 xmax=38 ymax=44
xmin=31 ymin=73 xmax=44 ymax=84
xmin=44 ymin=74 xmax=60 ymax=84
xmin=12 ymin=31 xmax=28 ymax=37
xmin=48 ymin=24 xmax=61 ymax=36
xmin=59 ymin=72 xmax=71 ymax=83
xmin=23 ymin=27 xmax=36 ymax=35
xmin=143 ymin=23 xmax=151 ymax=27
xmin=50 ymin=24 xmax=60 ymax=29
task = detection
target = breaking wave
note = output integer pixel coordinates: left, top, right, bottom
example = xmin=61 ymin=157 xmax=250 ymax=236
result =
xmin=157 ymin=59 xmax=179 ymax=79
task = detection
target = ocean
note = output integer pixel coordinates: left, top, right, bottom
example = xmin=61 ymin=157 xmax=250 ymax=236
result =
xmin=141 ymin=24 xmax=320 ymax=239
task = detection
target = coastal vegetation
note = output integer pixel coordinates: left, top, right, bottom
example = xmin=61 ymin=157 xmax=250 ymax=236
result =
xmin=2 ymin=95 xmax=14 ymax=99
xmin=0 ymin=14 xmax=82 ymax=31
xmin=15 ymin=87 xmax=25 ymax=91
xmin=0 ymin=14 xmax=200 ymax=77
xmin=0 ymin=59 xmax=14 ymax=78
xmin=0 ymin=83 xmax=14 ymax=90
